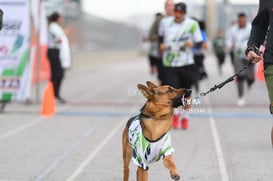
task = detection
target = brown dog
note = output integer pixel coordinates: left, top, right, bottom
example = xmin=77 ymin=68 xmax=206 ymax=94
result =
xmin=122 ymin=81 xmax=192 ymax=181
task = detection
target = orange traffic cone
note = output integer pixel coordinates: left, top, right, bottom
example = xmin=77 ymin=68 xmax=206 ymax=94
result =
xmin=40 ymin=81 xmax=55 ymax=116
xmin=255 ymin=60 xmax=265 ymax=82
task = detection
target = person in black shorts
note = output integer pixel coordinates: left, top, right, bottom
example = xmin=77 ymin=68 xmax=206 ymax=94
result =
xmin=159 ymin=2 xmax=203 ymax=129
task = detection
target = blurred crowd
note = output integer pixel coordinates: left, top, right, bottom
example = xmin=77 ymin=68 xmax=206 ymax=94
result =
xmin=141 ymin=0 xmax=262 ymax=129
xmin=143 ymin=0 xmax=259 ymax=108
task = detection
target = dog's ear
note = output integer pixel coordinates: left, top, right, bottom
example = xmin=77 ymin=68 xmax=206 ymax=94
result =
xmin=137 ymin=84 xmax=153 ymax=99
xmin=146 ymin=81 xmax=157 ymax=89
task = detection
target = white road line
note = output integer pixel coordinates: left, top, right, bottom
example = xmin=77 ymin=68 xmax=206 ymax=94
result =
xmin=35 ymin=120 xmax=102 ymax=181
xmin=206 ymin=96 xmax=229 ymax=181
xmin=0 ymin=117 xmax=44 ymax=141
xmin=0 ymin=62 xmax=135 ymax=143
xmin=66 ymin=119 xmax=125 ymax=181
xmin=65 ymin=78 xmax=140 ymax=180
xmin=0 ymin=80 xmax=116 ymax=142
xmin=209 ymin=115 xmax=229 ymax=181
xmin=0 ymin=105 xmax=69 ymax=142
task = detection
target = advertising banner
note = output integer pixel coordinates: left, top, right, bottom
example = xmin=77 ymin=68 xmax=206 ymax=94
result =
xmin=31 ymin=0 xmax=50 ymax=84
xmin=0 ymin=0 xmax=31 ymax=101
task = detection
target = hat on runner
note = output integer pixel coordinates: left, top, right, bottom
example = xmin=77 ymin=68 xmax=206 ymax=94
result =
xmin=174 ymin=2 xmax=186 ymax=13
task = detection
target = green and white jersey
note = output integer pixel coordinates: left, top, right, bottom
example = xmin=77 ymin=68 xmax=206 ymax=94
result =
xmin=159 ymin=16 xmax=203 ymax=67
xmin=226 ymin=23 xmax=252 ymax=59
xmin=128 ymin=115 xmax=174 ymax=170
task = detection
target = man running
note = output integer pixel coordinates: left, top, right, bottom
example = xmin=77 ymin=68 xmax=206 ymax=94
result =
xmin=158 ymin=2 xmax=203 ymax=129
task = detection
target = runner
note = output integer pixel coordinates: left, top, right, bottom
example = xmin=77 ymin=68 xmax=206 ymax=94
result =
xmin=158 ymin=2 xmax=203 ymax=129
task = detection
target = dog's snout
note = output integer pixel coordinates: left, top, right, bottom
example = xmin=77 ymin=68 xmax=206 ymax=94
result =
xmin=184 ymin=89 xmax=192 ymax=97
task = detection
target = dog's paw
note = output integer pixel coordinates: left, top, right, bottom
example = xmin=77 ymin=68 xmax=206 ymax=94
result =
xmin=171 ymin=174 xmax=180 ymax=180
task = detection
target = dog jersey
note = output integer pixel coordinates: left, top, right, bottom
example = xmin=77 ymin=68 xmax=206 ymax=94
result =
xmin=128 ymin=115 xmax=174 ymax=170
xmin=158 ymin=16 xmax=203 ymax=67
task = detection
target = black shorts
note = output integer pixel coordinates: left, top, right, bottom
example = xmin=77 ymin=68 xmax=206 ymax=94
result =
xmin=162 ymin=64 xmax=198 ymax=89
xmin=157 ymin=58 xmax=164 ymax=81
xmin=149 ymin=56 xmax=164 ymax=81
xmin=148 ymin=56 xmax=160 ymax=66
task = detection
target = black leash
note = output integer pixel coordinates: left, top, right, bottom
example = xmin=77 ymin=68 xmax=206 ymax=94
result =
xmin=199 ymin=46 xmax=262 ymax=97
xmin=182 ymin=62 xmax=252 ymax=106
xmin=199 ymin=62 xmax=252 ymax=97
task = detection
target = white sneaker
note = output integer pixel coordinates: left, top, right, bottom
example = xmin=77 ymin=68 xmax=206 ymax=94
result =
xmin=237 ymin=97 xmax=246 ymax=107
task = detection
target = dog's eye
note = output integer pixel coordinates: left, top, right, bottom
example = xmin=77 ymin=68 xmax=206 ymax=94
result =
xmin=167 ymin=87 xmax=173 ymax=93
xmin=156 ymin=91 xmax=164 ymax=95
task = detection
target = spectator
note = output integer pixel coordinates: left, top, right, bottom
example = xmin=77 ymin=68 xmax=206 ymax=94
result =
xmin=47 ymin=12 xmax=71 ymax=103
xmin=226 ymin=12 xmax=254 ymax=106
xmin=159 ymin=2 xmax=203 ymax=129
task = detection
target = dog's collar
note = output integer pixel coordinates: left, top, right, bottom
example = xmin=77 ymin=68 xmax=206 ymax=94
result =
xmin=140 ymin=112 xmax=152 ymax=119
xmin=139 ymin=112 xmax=172 ymax=120
xmin=153 ymin=101 xmax=171 ymax=106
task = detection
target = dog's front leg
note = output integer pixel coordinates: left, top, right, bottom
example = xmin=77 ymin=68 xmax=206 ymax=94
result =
xmin=163 ymin=155 xmax=180 ymax=180
xmin=137 ymin=167 xmax=148 ymax=181
xmin=122 ymin=128 xmax=132 ymax=181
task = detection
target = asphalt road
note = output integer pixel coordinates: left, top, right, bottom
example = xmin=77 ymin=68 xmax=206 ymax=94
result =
xmin=0 ymin=50 xmax=272 ymax=181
